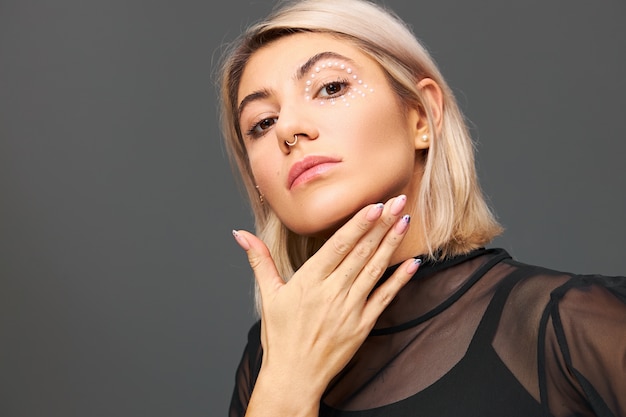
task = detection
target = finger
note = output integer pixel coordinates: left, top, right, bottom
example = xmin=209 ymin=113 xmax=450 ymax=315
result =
xmin=309 ymin=195 xmax=407 ymax=279
xmin=347 ymin=212 xmax=411 ymax=298
xmin=232 ymin=229 xmax=284 ymax=297
xmin=324 ymin=195 xmax=407 ymax=286
xmin=302 ymin=201 xmax=386 ymax=277
xmin=361 ymin=257 xmax=421 ymax=323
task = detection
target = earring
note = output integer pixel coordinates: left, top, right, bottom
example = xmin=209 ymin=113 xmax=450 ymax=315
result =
xmin=255 ymin=185 xmax=264 ymax=204
xmin=421 ymin=133 xmax=429 ymax=142
xmin=285 ymin=134 xmax=298 ymax=147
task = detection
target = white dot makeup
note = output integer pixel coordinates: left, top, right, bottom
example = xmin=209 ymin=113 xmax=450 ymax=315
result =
xmin=303 ymin=60 xmax=374 ymax=106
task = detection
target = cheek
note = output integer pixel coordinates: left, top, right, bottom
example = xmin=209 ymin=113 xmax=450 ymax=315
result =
xmin=248 ymin=152 xmax=282 ymax=192
xmin=355 ymin=97 xmax=411 ymax=148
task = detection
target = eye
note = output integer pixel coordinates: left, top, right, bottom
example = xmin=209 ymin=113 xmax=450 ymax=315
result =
xmin=246 ymin=117 xmax=278 ymax=139
xmin=316 ymin=79 xmax=349 ymax=99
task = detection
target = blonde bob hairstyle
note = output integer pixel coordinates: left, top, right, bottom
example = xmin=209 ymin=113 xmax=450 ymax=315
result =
xmin=217 ymin=0 xmax=502 ymax=311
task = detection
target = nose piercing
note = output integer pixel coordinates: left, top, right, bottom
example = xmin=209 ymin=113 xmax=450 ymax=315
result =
xmin=285 ymin=135 xmax=298 ymax=147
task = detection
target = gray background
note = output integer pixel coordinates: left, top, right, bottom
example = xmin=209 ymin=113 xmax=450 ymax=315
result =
xmin=1 ymin=0 xmax=625 ymax=416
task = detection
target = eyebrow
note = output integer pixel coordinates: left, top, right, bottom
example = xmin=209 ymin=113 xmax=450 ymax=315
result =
xmin=237 ymin=51 xmax=356 ymax=117
xmin=295 ymin=51 xmax=355 ymax=80
xmin=238 ymin=89 xmax=270 ymax=119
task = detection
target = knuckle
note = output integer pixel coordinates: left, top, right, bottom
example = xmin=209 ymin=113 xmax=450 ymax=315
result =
xmin=332 ymin=236 xmax=351 ymax=256
xmin=354 ymin=242 xmax=374 ymax=259
xmin=379 ymin=291 xmax=393 ymax=306
xmin=379 ymin=214 xmax=396 ymax=228
xmin=355 ymin=321 xmax=371 ymax=336
xmin=247 ymin=253 xmax=264 ymax=269
xmin=355 ymin=220 xmax=371 ymax=233
xmin=383 ymin=232 xmax=403 ymax=247
xmin=364 ymin=262 xmax=384 ymax=281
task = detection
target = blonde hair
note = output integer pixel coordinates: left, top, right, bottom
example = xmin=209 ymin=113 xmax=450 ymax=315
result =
xmin=217 ymin=0 xmax=502 ymax=313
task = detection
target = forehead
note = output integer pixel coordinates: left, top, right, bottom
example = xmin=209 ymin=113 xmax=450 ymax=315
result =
xmin=238 ymin=32 xmax=375 ymax=99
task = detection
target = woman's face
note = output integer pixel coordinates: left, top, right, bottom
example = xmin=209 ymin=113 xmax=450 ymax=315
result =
xmin=237 ymin=32 xmax=429 ymax=236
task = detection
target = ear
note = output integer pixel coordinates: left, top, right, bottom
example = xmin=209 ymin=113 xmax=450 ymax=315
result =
xmin=408 ymin=78 xmax=444 ymax=150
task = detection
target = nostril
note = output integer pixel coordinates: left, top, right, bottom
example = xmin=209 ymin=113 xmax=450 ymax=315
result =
xmin=285 ymin=135 xmax=298 ymax=147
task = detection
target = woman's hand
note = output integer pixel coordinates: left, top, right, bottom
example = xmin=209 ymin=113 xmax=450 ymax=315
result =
xmin=232 ymin=195 xmax=420 ymax=416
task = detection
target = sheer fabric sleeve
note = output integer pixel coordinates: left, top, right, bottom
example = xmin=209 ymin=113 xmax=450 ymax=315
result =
xmin=540 ymin=274 xmax=626 ymax=417
xmin=229 ymin=321 xmax=262 ymax=417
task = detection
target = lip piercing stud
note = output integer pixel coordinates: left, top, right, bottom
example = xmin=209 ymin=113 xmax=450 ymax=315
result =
xmin=285 ymin=135 xmax=298 ymax=147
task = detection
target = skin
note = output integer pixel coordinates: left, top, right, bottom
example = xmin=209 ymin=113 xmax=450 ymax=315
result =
xmin=232 ymin=32 xmax=444 ymax=416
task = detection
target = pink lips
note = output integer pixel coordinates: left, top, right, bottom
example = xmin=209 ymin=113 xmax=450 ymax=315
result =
xmin=287 ymin=155 xmax=342 ymax=190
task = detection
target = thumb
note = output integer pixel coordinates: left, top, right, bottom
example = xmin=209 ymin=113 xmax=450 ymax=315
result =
xmin=232 ymin=229 xmax=284 ymax=296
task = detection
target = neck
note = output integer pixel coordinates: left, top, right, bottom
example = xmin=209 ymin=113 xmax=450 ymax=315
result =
xmin=389 ymin=211 xmax=428 ymax=266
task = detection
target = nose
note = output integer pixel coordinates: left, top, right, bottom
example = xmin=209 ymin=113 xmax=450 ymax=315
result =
xmin=274 ymin=105 xmax=318 ymax=154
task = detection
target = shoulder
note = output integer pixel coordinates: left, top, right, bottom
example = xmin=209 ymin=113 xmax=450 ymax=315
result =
xmin=501 ymin=259 xmax=626 ymax=317
xmin=502 ymin=259 xmax=626 ymax=369
xmin=247 ymin=319 xmax=262 ymax=346
xmin=543 ymin=273 xmax=626 ymax=351
xmin=230 ymin=320 xmax=263 ymax=416
xmin=498 ymin=260 xmax=572 ymax=324
xmin=243 ymin=319 xmax=263 ymax=369
xmin=495 ymin=260 xmax=626 ymax=413
xmin=531 ymin=270 xmax=626 ymax=414
xmin=233 ymin=320 xmax=263 ymax=382
xmin=495 ymin=259 xmax=626 ymax=350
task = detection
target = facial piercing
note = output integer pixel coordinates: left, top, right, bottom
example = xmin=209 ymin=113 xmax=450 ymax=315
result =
xmin=255 ymin=185 xmax=264 ymax=204
xmin=285 ymin=135 xmax=298 ymax=147
xmin=421 ymin=134 xmax=429 ymax=142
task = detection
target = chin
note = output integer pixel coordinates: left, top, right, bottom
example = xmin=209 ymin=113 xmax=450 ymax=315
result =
xmin=277 ymin=184 xmax=399 ymax=238
xmin=282 ymin=198 xmax=365 ymax=239
xmin=296 ymin=215 xmax=352 ymax=239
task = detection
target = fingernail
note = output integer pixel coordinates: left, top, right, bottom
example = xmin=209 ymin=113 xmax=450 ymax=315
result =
xmin=390 ymin=195 xmax=407 ymax=216
xmin=232 ymin=230 xmax=250 ymax=251
xmin=405 ymin=257 xmax=422 ymax=274
xmin=366 ymin=202 xmax=384 ymax=221
xmin=394 ymin=214 xmax=411 ymax=233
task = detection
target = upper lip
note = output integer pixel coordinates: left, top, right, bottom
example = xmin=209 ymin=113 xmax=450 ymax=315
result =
xmin=287 ymin=155 xmax=342 ymax=189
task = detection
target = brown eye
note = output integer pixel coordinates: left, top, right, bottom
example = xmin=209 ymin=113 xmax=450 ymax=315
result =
xmin=317 ymin=80 xmax=349 ymax=99
xmin=247 ymin=117 xmax=278 ymax=139
xmin=258 ymin=118 xmax=274 ymax=130
xmin=324 ymin=82 xmax=342 ymax=95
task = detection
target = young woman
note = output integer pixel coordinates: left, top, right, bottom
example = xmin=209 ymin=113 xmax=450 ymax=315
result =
xmin=217 ymin=0 xmax=626 ymax=416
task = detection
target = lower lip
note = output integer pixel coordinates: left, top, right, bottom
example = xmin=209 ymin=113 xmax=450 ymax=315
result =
xmin=290 ymin=162 xmax=339 ymax=189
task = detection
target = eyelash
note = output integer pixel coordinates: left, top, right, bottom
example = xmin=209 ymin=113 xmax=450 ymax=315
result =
xmin=246 ymin=117 xmax=277 ymax=140
xmin=315 ymin=78 xmax=350 ymax=100
xmin=244 ymin=77 xmax=352 ymax=140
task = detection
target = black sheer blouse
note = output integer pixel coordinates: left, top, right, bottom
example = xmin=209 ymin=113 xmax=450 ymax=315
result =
xmin=229 ymin=248 xmax=626 ymax=416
